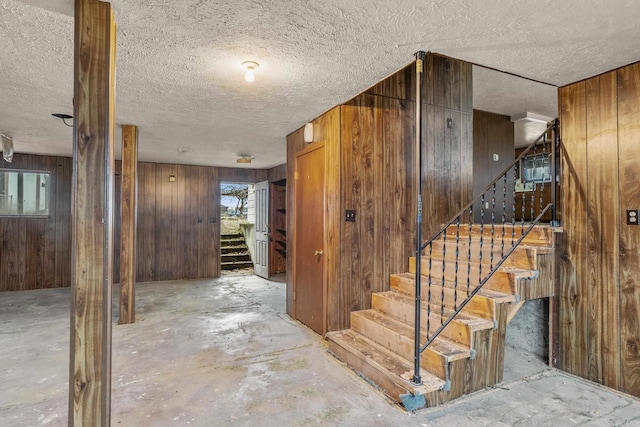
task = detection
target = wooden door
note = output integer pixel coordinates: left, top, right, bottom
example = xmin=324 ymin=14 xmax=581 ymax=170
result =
xmin=254 ymin=180 xmax=269 ymax=278
xmin=294 ymin=144 xmax=325 ymax=335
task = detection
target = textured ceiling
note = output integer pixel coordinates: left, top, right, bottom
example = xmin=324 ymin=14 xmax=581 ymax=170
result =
xmin=1 ymin=0 xmax=639 ymax=168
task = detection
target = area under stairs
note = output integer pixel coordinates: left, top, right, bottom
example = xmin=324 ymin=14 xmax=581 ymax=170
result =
xmin=326 ymin=224 xmax=558 ymax=409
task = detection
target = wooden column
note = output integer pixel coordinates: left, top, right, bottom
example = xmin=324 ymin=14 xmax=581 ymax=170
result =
xmin=69 ymin=0 xmax=116 ymax=425
xmin=119 ymin=125 xmax=138 ymax=324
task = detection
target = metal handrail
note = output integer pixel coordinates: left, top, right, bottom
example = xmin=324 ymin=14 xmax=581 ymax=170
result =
xmin=420 ymin=122 xmax=556 ymax=253
xmin=411 ymin=119 xmax=560 ymax=385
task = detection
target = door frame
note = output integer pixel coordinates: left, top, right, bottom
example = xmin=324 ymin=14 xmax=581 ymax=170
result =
xmin=292 ymin=141 xmax=327 ymax=335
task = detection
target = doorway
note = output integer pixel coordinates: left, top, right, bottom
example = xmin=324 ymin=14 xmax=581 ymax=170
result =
xmin=293 ymin=143 xmax=326 ymax=335
xmin=220 ymin=183 xmax=253 ymax=273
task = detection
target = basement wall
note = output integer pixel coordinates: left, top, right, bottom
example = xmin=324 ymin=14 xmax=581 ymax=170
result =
xmin=286 ymin=53 xmax=475 ymax=332
xmin=0 ymin=153 xmax=280 ymax=292
xmin=558 ymin=61 xmax=640 ymax=398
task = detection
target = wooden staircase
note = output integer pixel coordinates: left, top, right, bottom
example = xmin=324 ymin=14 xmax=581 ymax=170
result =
xmin=326 ymin=224 xmax=558 ymax=409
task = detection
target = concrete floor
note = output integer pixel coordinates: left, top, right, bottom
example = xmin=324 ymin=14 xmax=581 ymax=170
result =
xmin=1 ymin=275 xmax=639 ymax=426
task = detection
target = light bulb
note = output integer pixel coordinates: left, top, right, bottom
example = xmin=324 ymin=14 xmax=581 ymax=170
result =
xmin=242 ymin=61 xmax=259 ymax=83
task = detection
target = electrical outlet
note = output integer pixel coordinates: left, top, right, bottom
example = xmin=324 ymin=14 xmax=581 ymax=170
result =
xmin=627 ymin=209 xmax=639 ymax=225
xmin=485 ymin=202 xmax=490 ymax=210
xmin=345 ymin=210 xmax=356 ymax=222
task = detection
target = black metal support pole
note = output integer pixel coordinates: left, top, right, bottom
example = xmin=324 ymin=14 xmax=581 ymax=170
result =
xmin=550 ymin=120 xmax=559 ymax=227
xmin=413 ymin=51 xmax=425 ymax=385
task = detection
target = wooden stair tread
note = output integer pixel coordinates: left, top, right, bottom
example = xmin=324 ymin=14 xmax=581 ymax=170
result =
xmin=392 ymin=272 xmax=516 ymax=303
xmin=375 ymin=290 xmax=494 ymax=330
xmin=445 ymin=224 xmax=557 ymax=246
xmin=326 ymin=329 xmax=445 ymax=397
xmin=412 ymin=256 xmax=539 ymax=279
xmin=354 ymin=309 xmax=471 ymax=362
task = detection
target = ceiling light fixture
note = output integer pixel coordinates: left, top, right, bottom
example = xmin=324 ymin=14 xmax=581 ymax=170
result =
xmin=242 ymin=61 xmax=259 ymax=83
xmin=52 ymin=113 xmax=74 ymax=127
xmin=236 ymin=155 xmax=253 ymax=164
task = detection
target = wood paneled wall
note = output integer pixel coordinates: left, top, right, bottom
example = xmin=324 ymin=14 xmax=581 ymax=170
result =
xmin=558 ymin=61 xmax=640 ymax=398
xmin=0 ymin=154 xmax=72 ymax=292
xmin=2 ymin=153 xmax=277 ymax=292
xmin=287 ymin=53 xmax=473 ymax=332
xmin=473 ymin=110 xmax=514 ymax=196
xmin=114 ymin=163 xmax=272 ymax=283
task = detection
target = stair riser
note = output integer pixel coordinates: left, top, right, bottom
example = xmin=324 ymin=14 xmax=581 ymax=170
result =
xmin=427 ymin=241 xmax=537 ymax=270
xmin=221 ymin=246 xmax=248 ymax=254
xmin=327 ymin=340 xmax=410 ymax=401
xmin=221 ymin=240 xmax=246 ymax=247
xmin=409 ymin=258 xmax=516 ymax=294
xmin=350 ymin=312 xmax=448 ymax=379
xmin=447 ymin=225 xmax=554 ymax=246
xmin=389 ymin=276 xmax=496 ymax=321
xmin=221 ymin=254 xmax=251 ymax=262
xmin=370 ymin=294 xmax=472 ymax=347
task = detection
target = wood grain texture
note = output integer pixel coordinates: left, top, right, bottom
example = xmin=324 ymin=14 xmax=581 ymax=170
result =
xmin=286 ymin=53 xmax=471 ymax=334
xmin=585 ymin=71 xmax=620 ymax=388
xmin=318 ymin=107 xmax=342 ymax=332
xmin=0 ymin=155 xmax=72 ymax=292
xmin=473 ymin=110 xmax=515 ymax=222
xmin=286 ymin=128 xmax=306 ymax=318
xmin=119 ymin=125 xmax=138 ymax=324
xmin=558 ymin=81 xmax=589 ymax=378
xmin=69 ymin=1 xmax=115 ymax=424
xmin=293 ymin=143 xmax=326 ymax=335
xmin=617 ymin=62 xmax=640 ymax=394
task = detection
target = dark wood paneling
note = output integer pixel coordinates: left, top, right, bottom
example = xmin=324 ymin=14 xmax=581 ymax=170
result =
xmin=218 ymin=167 xmax=268 ymax=184
xmin=268 ymin=163 xmax=286 ymax=182
xmin=559 ymin=62 xmax=640 ymax=398
xmin=0 ymin=154 xmax=72 ymax=292
xmin=558 ymin=81 xmax=589 ymax=377
xmin=2 ymin=153 xmax=276 ymax=291
xmin=473 ymin=110 xmax=514 ymax=199
xmin=286 ymin=128 xmax=307 ymax=318
xmin=286 ymin=53 xmax=471 ymax=333
xmin=617 ymin=62 xmax=640 ymax=394
xmin=585 ymin=71 xmax=620 ymax=388
xmin=365 ymin=63 xmax=415 ymax=101
xmin=317 ymin=108 xmax=342 ymax=332
xmin=132 ymin=162 xmax=220 ymax=282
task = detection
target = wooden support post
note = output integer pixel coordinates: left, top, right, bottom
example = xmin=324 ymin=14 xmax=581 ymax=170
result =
xmin=119 ymin=125 xmax=138 ymax=324
xmin=69 ymin=0 xmax=116 ymax=425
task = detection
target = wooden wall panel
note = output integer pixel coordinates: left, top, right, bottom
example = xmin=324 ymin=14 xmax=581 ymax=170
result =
xmin=286 ymin=53 xmax=472 ymax=333
xmin=559 ymin=62 xmax=640 ymax=398
xmin=422 ymin=55 xmax=473 ymax=238
xmin=558 ymin=81 xmax=589 ymax=377
xmin=617 ymin=62 xmax=640 ymax=394
xmin=473 ymin=110 xmax=514 ymax=199
xmin=286 ymin=128 xmax=306 ymax=317
xmin=316 ymin=107 xmax=342 ymax=332
xmin=1 ymin=152 xmax=276 ymax=291
xmin=585 ymin=71 xmax=620 ymax=388
xmin=0 ymin=154 xmax=72 ymax=292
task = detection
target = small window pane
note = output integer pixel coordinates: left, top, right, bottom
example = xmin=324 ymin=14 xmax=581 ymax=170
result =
xmin=0 ymin=169 xmax=51 ymax=217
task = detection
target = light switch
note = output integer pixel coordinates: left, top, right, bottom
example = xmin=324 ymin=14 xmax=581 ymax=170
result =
xmin=493 ymin=153 xmax=499 ymax=161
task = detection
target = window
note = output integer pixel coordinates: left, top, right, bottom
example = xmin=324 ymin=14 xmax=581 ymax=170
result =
xmin=0 ymin=169 xmax=51 ymax=217
xmin=521 ymin=154 xmax=551 ymax=183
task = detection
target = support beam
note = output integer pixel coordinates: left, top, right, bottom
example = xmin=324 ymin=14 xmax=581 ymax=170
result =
xmin=119 ymin=125 xmax=138 ymax=324
xmin=69 ymin=0 xmax=116 ymax=425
